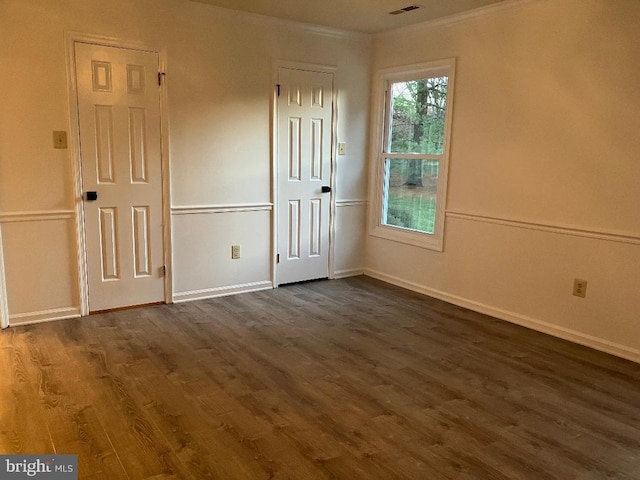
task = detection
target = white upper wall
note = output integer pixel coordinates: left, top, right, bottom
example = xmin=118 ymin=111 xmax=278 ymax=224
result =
xmin=0 ymin=0 xmax=371 ymax=211
xmin=366 ymin=0 xmax=640 ymax=360
xmin=373 ymin=0 xmax=640 ymax=234
xmin=0 ymin=0 xmax=371 ymax=318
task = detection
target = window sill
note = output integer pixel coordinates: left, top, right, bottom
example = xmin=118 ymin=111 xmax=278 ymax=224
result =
xmin=368 ymin=224 xmax=444 ymax=252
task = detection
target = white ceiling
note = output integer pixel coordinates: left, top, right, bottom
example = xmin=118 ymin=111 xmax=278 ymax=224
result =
xmin=187 ymin=0 xmax=508 ymax=34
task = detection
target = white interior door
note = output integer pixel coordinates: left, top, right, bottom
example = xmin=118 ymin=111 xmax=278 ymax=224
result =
xmin=75 ymin=43 xmax=165 ymax=312
xmin=276 ymin=67 xmax=333 ymax=285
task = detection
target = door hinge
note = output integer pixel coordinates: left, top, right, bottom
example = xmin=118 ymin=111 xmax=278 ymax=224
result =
xmin=158 ymin=72 xmax=166 ymax=86
xmin=162 ymin=265 xmax=167 ymax=276
xmin=276 ymin=253 xmax=280 ymax=264
xmin=276 ymin=84 xmax=281 ymax=97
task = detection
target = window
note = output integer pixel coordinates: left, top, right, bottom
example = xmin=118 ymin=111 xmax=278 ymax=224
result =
xmin=370 ymin=59 xmax=455 ymax=251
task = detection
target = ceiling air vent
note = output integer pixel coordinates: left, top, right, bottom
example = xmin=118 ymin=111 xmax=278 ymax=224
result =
xmin=389 ymin=5 xmax=422 ymax=15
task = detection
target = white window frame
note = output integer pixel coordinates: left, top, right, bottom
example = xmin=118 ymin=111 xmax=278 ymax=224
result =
xmin=369 ymin=58 xmax=456 ymax=251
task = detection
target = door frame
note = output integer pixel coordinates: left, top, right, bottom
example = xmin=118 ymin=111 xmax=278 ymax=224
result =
xmin=65 ymin=32 xmax=173 ymax=315
xmin=271 ymin=60 xmax=338 ymax=286
xmin=0 ymin=225 xmax=9 ymax=329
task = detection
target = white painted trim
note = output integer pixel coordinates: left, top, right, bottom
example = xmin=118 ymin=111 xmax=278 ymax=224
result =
xmin=368 ymin=58 xmax=456 ymax=252
xmin=446 ymin=211 xmax=640 ymax=246
xmin=159 ymin=48 xmax=174 ymax=306
xmin=65 ymin=31 xmax=89 ymax=316
xmin=336 ymin=199 xmax=368 ymax=208
xmin=376 ymin=0 xmax=539 ymax=38
xmin=270 ymin=68 xmax=279 ymax=289
xmin=173 ymin=281 xmax=273 ymax=303
xmin=171 ymin=203 xmax=273 ymax=215
xmin=64 ymin=30 xmax=159 ymax=53
xmin=0 ymin=225 xmax=9 ymax=329
xmin=299 ymin=24 xmax=367 ymax=40
xmin=271 ymin=61 xmax=337 ymax=286
xmin=333 ymin=268 xmax=365 ymax=279
xmin=328 ymin=73 xmax=339 ymax=280
xmin=65 ymin=32 xmax=172 ymax=315
xmin=0 ymin=210 xmax=75 ymax=223
xmin=9 ymin=307 xmax=82 ymax=326
xmin=273 ymin=60 xmax=338 ymax=74
xmin=221 ymin=5 xmax=368 ymax=40
xmin=364 ymin=269 xmax=640 ymax=365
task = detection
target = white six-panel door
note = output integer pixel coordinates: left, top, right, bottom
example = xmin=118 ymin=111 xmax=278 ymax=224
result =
xmin=277 ymin=68 xmax=333 ymax=285
xmin=75 ymin=43 xmax=164 ymax=311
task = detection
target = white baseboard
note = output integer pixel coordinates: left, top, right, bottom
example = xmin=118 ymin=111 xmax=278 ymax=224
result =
xmin=9 ymin=307 xmax=82 ymax=326
xmin=364 ymin=269 xmax=640 ymax=365
xmin=332 ymin=268 xmax=365 ymax=279
xmin=173 ymin=280 xmax=273 ymax=303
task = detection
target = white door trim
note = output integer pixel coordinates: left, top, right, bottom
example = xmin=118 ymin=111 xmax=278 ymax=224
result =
xmin=0 ymin=225 xmax=9 ymax=329
xmin=271 ymin=60 xmax=338 ymax=286
xmin=65 ymin=32 xmax=173 ymax=315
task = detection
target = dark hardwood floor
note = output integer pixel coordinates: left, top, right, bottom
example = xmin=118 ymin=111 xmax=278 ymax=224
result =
xmin=1 ymin=276 xmax=639 ymax=479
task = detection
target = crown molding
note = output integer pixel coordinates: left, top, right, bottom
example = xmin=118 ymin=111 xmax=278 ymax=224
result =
xmin=375 ymin=0 xmax=541 ymax=38
xmin=187 ymin=0 xmax=369 ymax=40
xmin=246 ymin=11 xmax=369 ymax=40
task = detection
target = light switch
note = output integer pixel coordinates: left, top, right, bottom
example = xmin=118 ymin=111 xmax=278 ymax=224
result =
xmin=338 ymin=142 xmax=346 ymax=155
xmin=53 ymin=131 xmax=68 ymax=149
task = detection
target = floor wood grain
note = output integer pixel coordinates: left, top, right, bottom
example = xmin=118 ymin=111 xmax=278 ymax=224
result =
xmin=1 ymin=276 xmax=639 ymax=479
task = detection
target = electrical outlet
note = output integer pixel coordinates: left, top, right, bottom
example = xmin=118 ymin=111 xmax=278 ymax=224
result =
xmin=231 ymin=244 xmax=241 ymax=260
xmin=573 ymin=278 xmax=587 ymax=298
xmin=338 ymin=142 xmax=346 ymax=155
xmin=53 ymin=131 xmax=68 ymax=149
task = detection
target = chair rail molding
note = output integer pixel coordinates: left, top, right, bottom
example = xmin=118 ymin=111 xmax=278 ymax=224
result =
xmin=0 ymin=210 xmax=75 ymax=223
xmin=446 ymin=211 xmax=640 ymax=245
xmin=336 ymin=199 xmax=368 ymax=208
xmin=171 ymin=203 xmax=273 ymax=215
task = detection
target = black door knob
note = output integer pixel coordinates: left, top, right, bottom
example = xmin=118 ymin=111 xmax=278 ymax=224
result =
xmin=86 ymin=191 xmax=98 ymax=201
xmin=321 ymin=186 xmax=331 ymax=193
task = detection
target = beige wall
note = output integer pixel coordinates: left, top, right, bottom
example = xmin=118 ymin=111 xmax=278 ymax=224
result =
xmin=366 ymin=0 xmax=640 ymax=361
xmin=0 ymin=0 xmax=370 ymax=322
xmin=2 ymin=0 xmax=639 ymax=365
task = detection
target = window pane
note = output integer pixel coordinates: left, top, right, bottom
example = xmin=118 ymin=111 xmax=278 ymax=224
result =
xmin=383 ymin=158 xmax=439 ymax=234
xmin=389 ymin=77 xmax=448 ymax=155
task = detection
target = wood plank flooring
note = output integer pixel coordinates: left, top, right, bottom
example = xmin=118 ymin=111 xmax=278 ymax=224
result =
xmin=1 ymin=276 xmax=639 ymax=479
